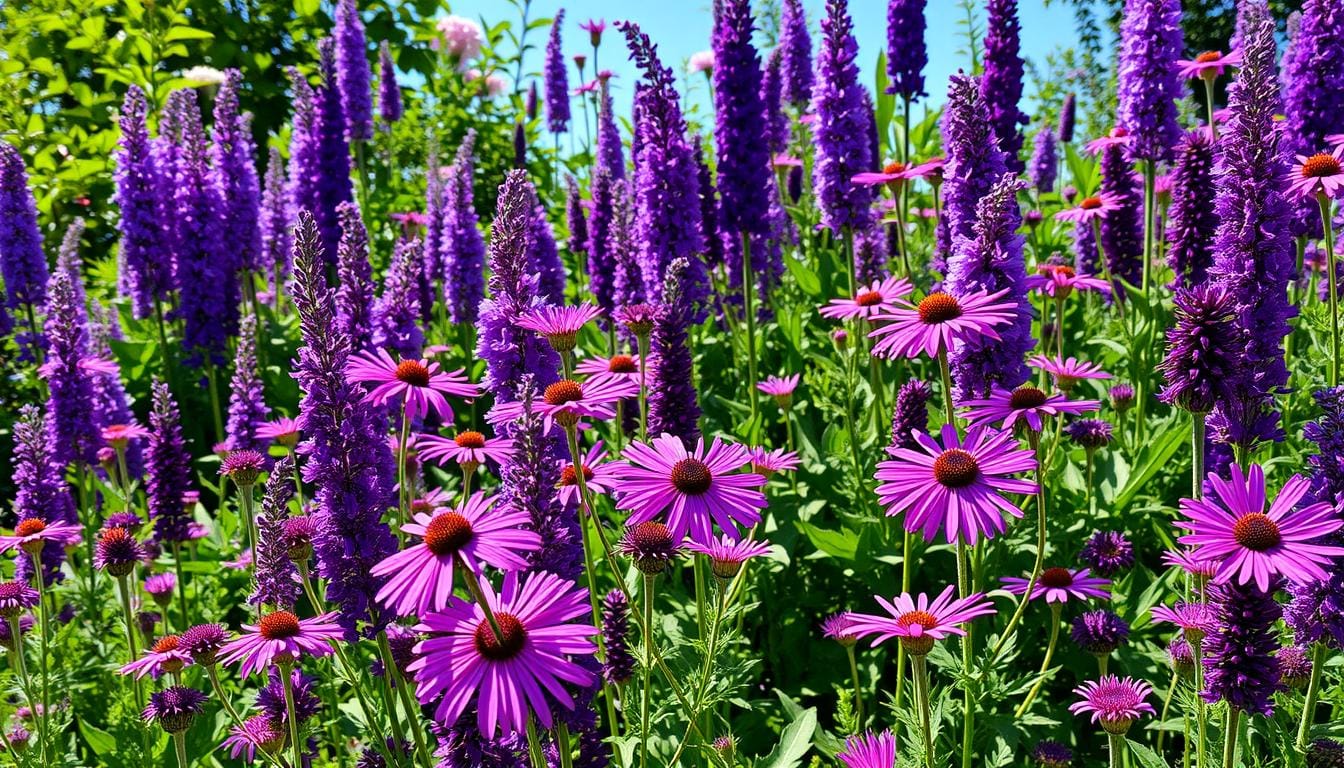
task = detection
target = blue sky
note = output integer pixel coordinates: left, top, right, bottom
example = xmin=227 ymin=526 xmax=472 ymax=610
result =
xmin=445 ymin=0 xmax=1089 ymax=121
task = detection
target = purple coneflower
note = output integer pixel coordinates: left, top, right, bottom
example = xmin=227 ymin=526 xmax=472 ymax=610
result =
xmin=178 ymin=623 xmax=229 ymax=666
xmin=1070 ymin=610 xmax=1129 ymax=657
xmin=618 ymin=521 xmax=682 ymax=575
xmin=491 ymin=377 xmax=639 ymax=433
xmin=516 ymin=303 xmax=604 ymax=354
xmin=1032 ymin=740 xmax=1073 ymax=768
xmin=1177 ymin=49 xmax=1243 ymax=80
xmin=0 ymin=582 xmax=37 ymax=618
xmin=120 ymin=634 xmax=193 ymax=680
xmin=819 ymin=276 xmax=914 ymax=321
xmin=0 ymin=518 xmax=83 ymax=557
xmin=256 ymin=417 xmax=301 ymax=448
xmin=142 ymin=686 xmax=208 ymax=733
xmin=1002 ymin=567 xmax=1111 ymax=604
xmin=821 ymin=612 xmax=859 ymax=647
xmin=345 ymin=349 xmax=477 ymax=421
xmin=868 ymin=289 xmax=1018 ymax=360
xmin=874 ymin=424 xmax=1036 ymax=545
xmin=1054 ymin=193 xmax=1122 ymax=226
xmin=574 ymin=353 xmax=641 ymax=385
xmin=1288 ymin=146 xmax=1344 ymax=200
xmin=684 ymin=535 xmax=771 ymax=579
xmin=1028 ymin=355 xmax=1111 ymax=391
xmin=223 ymin=715 xmax=287 ymax=762
xmin=416 ymin=431 xmax=514 ymax=473
xmin=558 ymin=441 xmax=620 ymax=508
xmin=847 ymin=585 xmax=995 ymax=656
xmin=837 ymin=730 xmax=897 ymax=768
xmin=216 ymin=610 xmax=343 ymax=678
xmin=1027 ymin=264 xmax=1110 ymax=299
xmin=960 ymin=385 xmax=1099 ymax=433
xmin=1069 ymin=675 xmax=1154 ymax=734
xmin=756 ymin=374 xmax=800 ymax=407
xmin=748 ymin=447 xmax=801 ymax=478
xmin=1150 ymin=602 xmax=1217 ymax=642
xmin=94 ymin=527 xmax=142 ymax=577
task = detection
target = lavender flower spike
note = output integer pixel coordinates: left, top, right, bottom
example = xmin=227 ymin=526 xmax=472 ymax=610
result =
xmin=442 ymin=131 xmax=486 ymax=325
xmin=114 ymin=84 xmax=172 ymax=319
xmin=981 ymin=0 xmax=1028 ymax=170
xmin=647 ymin=258 xmax=701 ymax=447
xmin=334 ymin=0 xmax=374 ymax=142
xmin=0 ymin=142 xmax=47 ymax=322
xmin=1028 ymin=127 xmax=1058 ymax=194
xmin=1165 ymin=130 xmax=1218 ymax=289
xmin=938 ymin=74 xmax=1007 ymax=270
xmin=43 ymin=270 xmax=100 ymax=468
xmin=313 ymin=40 xmax=355 ymax=263
xmin=886 ymin=0 xmax=928 ymax=101
xmin=250 ymin=454 xmax=301 ymax=608
xmin=11 ymin=406 xmax=77 ymax=585
xmin=225 ymin=309 xmax=270 ymax=453
xmin=810 ymin=0 xmax=874 ymax=234
xmin=713 ymin=0 xmax=772 ymax=235
xmin=259 ymin=146 xmax=292 ymax=295
xmin=778 ymin=0 xmax=814 ymax=107
xmin=377 ymin=40 xmax=402 ymax=125
xmin=1116 ymin=0 xmax=1184 ymax=163
xmin=146 ymin=379 xmax=195 ymax=544
xmin=544 ymin=9 xmax=571 ymax=135
xmin=334 ymin=201 xmax=375 ymax=350
xmin=372 ymin=238 xmax=425 ymax=360
xmin=209 ymin=69 xmax=258 ymax=332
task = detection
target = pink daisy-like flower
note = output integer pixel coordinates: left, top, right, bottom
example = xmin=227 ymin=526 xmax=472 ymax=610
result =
xmin=417 ymin=430 xmax=515 ymax=471
xmin=345 ymin=348 xmax=478 ymax=421
xmin=119 ymin=634 xmax=194 ymax=680
xmin=684 ymin=535 xmax=772 ymax=579
xmin=574 ymin=353 xmax=641 ymax=385
xmin=516 ymin=303 xmax=604 ymax=352
xmin=1028 ymin=355 xmax=1112 ymax=391
xmin=222 ymin=715 xmax=286 ymax=762
xmin=851 ymin=161 xmax=924 ymax=191
xmin=557 ymin=441 xmax=621 ymax=508
xmin=756 ymin=373 xmax=800 ymax=398
xmin=1084 ymin=127 xmax=1131 ymax=155
xmin=846 ymin=585 xmax=997 ymax=655
xmin=491 ymin=377 xmax=639 ymax=432
xmin=1175 ymin=49 xmax=1243 ymax=80
xmin=837 ymin=730 xmax=898 ymax=768
xmin=410 ymin=570 xmax=597 ymax=737
xmin=1069 ymin=675 xmax=1155 ymax=735
xmin=215 ymin=611 xmax=343 ymax=678
xmin=0 ymin=518 xmax=84 ymax=556
xmin=819 ymin=276 xmax=915 ymax=322
xmin=874 ymin=424 xmax=1037 ymax=545
xmin=1149 ymin=602 xmax=1218 ymax=642
xmin=1002 ymin=566 xmax=1111 ymax=604
xmin=1161 ymin=548 xmax=1218 ymax=580
xmin=1026 ymin=264 xmax=1112 ymax=298
xmin=614 ymin=434 xmax=768 ymax=545
xmin=868 ymin=289 xmax=1018 ymax=360
xmin=748 ymin=447 xmax=801 ymax=478
xmin=772 ymin=154 xmax=803 ymax=169
xmin=102 ymin=423 xmax=151 ymax=449
xmin=256 ymin=417 xmax=301 ymax=447
xmin=1287 ymin=146 xmax=1344 ymax=201
xmin=960 ymin=385 xmax=1100 ymax=433
xmin=1054 ymin=193 xmax=1123 ymax=225
xmin=1176 ymin=464 xmax=1344 ymax=592
xmin=371 ymin=492 xmax=541 ymax=618
xmin=821 ymin=612 xmax=859 ymax=647
xmin=906 ymin=157 xmax=944 ymax=183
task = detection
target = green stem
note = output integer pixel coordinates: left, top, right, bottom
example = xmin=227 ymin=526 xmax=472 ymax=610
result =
xmin=640 ymin=574 xmax=654 ymax=768
xmin=912 ymin=654 xmax=934 ymax=768
xmin=1194 ymin=643 xmax=1208 ymax=768
xmin=556 ymin=722 xmax=575 ymax=768
xmin=1221 ymin=708 xmax=1239 ymax=768
xmin=1108 ymin=733 xmax=1124 ymax=768
xmin=988 ymin=431 xmax=1047 ymax=663
xmin=1320 ymin=195 xmax=1338 ymax=387
xmin=397 ymin=401 xmax=411 ymax=540
xmin=1142 ymin=161 xmax=1155 ymax=294
xmin=281 ymin=661 xmax=303 ymax=768
xmin=636 ymin=333 xmax=651 ymax=440
xmin=846 ymin=646 xmax=863 ymax=731
xmin=116 ymin=575 xmax=146 ymax=707
xmin=1014 ymin=602 xmax=1062 ymax=718
xmin=956 ymin=543 xmax=975 ymax=768
xmin=1192 ymin=413 xmax=1206 ymax=501
xmin=171 ymin=541 xmax=190 ymax=631
xmin=526 ymin=717 xmax=549 ymax=768
xmin=938 ymin=350 xmax=957 ymax=427
xmin=741 ymin=230 xmax=759 ymax=434
xmin=239 ymin=484 xmax=257 ymax=562
xmin=34 ymin=566 xmax=50 ymax=765
xmin=1155 ymin=669 xmax=1179 ymax=754
xmin=174 ymin=731 xmax=189 ymax=768
xmin=204 ymin=360 xmax=225 ymax=446
xmin=1295 ymin=644 xmax=1327 ymax=752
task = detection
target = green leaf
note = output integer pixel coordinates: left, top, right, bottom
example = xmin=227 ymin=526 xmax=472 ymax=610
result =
xmin=784 ymin=254 xmax=821 ymax=297
xmin=795 ymin=521 xmax=858 ymax=560
xmin=164 ymin=26 xmax=215 ymax=42
xmin=759 ymin=706 xmax=816 ymax=768
xmin=78 ymin=719 xmax=117 ymax=755
xmin=294 ymin=0 xmax=320 ymax=16
xmin=1113 ymin=423 xmax=1185 ymax=511
xmin=1128 ymin=741 xmax=1171 ymax=768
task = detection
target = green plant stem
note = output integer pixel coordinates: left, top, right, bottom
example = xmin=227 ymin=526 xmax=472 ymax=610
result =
xmin=556 ymin=722 xmax=575 ymax=768
xmin=171 ymin=540 xmax=190 ymax=631
xmin=238 ymin=484 xmax=257 ymax=563
xmin=1320 ymin=195 xmax=1339 ymax=386
xmin=526 ymin=717 xmax=548 ymax=768
xmin=668 ymin=579 xmax=728 ymax=765
xmin=640 ymin=573 xmax=654 ymax=768
xmin=1192 ymin=413 xmax=1206 ymax=500
xmin=636 ymin=333 xmax=651 ymax=440
xmin=938 ymin=350 xmax=956 ymax=427
xmin=1108 ymin=733 xmax=1124 ymax=768
xmin=281 ymin=661 xmax=303 ymax=768
xmin=174 ymin=731 xmax=189 ymax=768
xmin=1222 ymin=708 xmax=1239 ymax=768
xmin=115 ymin=575 xmax=146 ymax=706
xmin=846 ymin=645 xmax=863 ymax=730
xmin=1155 ymin=669 xmax=1179 ymax=754
xmin=1142 ymin=161 xmax=1156 ymax=294
xmin=842 ymin=346 xmax=864 ymax=480
xmin=1014 ymin=602 xmax=1062 ymax=718
xmin=741 ymin=230 xmax=759 ymax=433
xmin=990 ymin=431 xmax=1046 ymax=664
xmin=33 ymin=565 xmax=50 ymax=765
xmin=912 ymin=653 xmax=934 ymax=768
xmin=1194 ymin=643 xmax=1208 ymax=768
xmin=1295 ymin=643 xmax=1327 ymax=752
xmin=1202 ymin=78 xmax=1219 ymax=142
xmin=956 ymin=543 xmax=975 ymax=768
xmin=203 ymin=359 xmax=225 ymax=445
xmin=373 ymin=638 xmax=409 ymax=762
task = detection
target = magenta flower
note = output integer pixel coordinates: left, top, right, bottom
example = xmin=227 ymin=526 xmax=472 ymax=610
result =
xmin=1054 ymin=192 xmax=1122 ymax=225
xmin=748 ymin=446 xmax=801 ymax=477
xmin=868 ymin=289 xmax=1018 ymax=360
xmin=821 ymin=612 xmax=859 ymax=647
xmin=851 ymin=160 xmax=925 ymax=190
xmin=1161 ymin=548 xmax=1218 ymax=580
xmin=574 ymin=353 xmax=641 ymax=385
xmin=416 ymin=430 xmax=515 ymax=471
xmin=614 ymin=434 xmax=768 ymax=545
xmin=1175 ymin=49 xmax=1243 ymax=80
xmin=1069 ymin=675 xmax=1155 ymax=735
xmin=874 ymin=424 xmax=1037 ymax=545
xmin=410 ymin=570 xmax=597 ymax=736
xmin=1028 ymin=355 xmax=1112 ymax=391
xmin=119 ymin=634 xmax=194 ymax=680
xmin=0 ymin=518 xmax=83 ymax=556
xmin=215 ymin=610 xmax=343 ymax=678
xmin=256 ymin=417 xmax=301 ymax=447
xmin=101 ymin=422 xmax=151 ymax=449
xmin=1083 ymin=127 xmax=1131 ymax=155
xmin=1287 ymin=146 xmax=1344 ymax=201
xmin=684 ymin=535 xmax=772 ymax=578
xmin=960 ymin=385 xmax=1100 ymax=432
xmin=558 ymin=440 xmax=621 ymax=508
xmin=1149 ymin=602 xmax=1217 ymax=641
xmin=0 ymin=582 xmax=38 ymax=617
xmin=757 ymin=373 xmax=800 ymax=398
xmin=837 ymin=730 xmax=898 ymax=768
xmin=516 ymin=303 xmax=604 ymax=352
xmin=345 ymin=348 xmax=478 ymax=421
xmin=819 ymin=276 xmax=914 ymax=322
xmin=222 ymin=715 xmax=286 ymax=762
xmin=491 ymin=377 xmax=639 ymax=432
xmin=846 ymin=585 xmax=996 ymax=655
xmin=1025 ymin=264 xmax=1112 ymax=298
xmin=1002 ymin=566 xmax=1111 ymax=604
xmin=372 ymin=492 xmax=541 ymax=618
xmin=1176 ymin=464 xmax=1344 ymax=592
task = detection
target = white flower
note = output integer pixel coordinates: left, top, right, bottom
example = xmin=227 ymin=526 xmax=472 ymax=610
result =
xmin=180 ymin=66 xmax=227 ymax=86
xmin=688 ymin=50 xmax=715 ymax=74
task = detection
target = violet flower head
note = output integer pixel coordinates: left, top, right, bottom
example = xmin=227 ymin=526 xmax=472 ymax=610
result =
xmin=810 ymin=0 xmax=874 ymax=233
xmin=889 ymin=380 xmax=932 ymax=451
xmin=610 ymin=182 xmax=646 ymax=310
xmin=0 ymin=142 xmax=47 ymax=319
xmin=378 ymin=40 xmax=402 ymax=125
xmin=335 ymin=200 xmax=375 ymax=350
xmin=290 ymin=211 xmax=398 ymax=636
xmin=225 ymin=310 xmax=270 ymax=453
xmin=761 ymin=48 xmax=788 ymax=155
xmin=1098 ymin=143 xmax=1144 ymax=290
xmin=565 ymin=175 xmax=588 ymax=257
xmin=595 ymin=87 xmax=625 ymax=180
xmin=42 ymin=270 xmax=100 ymax=468
xmin=938 ymin=73 xmax=1007 ymax=266
xmin=260 ymin=147 xmax=292 ymax=292
xmin=443 ymin=131 xmax=487 ymax=326
xmin=1116 ymin=0 xmax=1184 ymax=162
xmin=1158 ymin=284 xmax=1239 ymax=414
xmin=1079 ymin=531 xmax=1135 ymax=577
xmin=601 ymin=589 xmax=634 ymax=684
xmin=146 ymin=380 xmax=194 ymax=544
xmin=314 ymin=39 xmax=356 ymax=263
xmin=1070 ymin=609 xmax=1129 ymax=656
xmin=778 ymin=0 xmax=813 ymax=107
xmin=1033 ymin=740 xmax=1073 ymax=768
xmin=587 ymin=166 xmax=617 ymax=312
xmin=334 ymin=0 xmax=374 ymax=142
xmin=886 ymin=0 xmax=927 ymax=101
xmin=142 ymin=686 xmax=208 ymax=734
xmin=1283 ymin=0 xmax=1344 ymax=235
xmin=1305 ymin=386 xmax=1344 ymax=506
xmin=250 ymin=455 xmax=300 ymax=609
xmin=1166 ymin=129 xmax=1218 ymax=289
xmin=1058 ymin=93 xmax=1076 ymax=143
xmin=713 ymin=0 xmax=772 ymax=235
xmin=422 ymin=140 xmax=444 ymax=317
xmin=1202 ymin=580 xmax=1283 ymax=715
xmin=528 ymin=199 xmax=566 ymax=305
xmin=10 ymin=406 xmax=78 ymax=585
xmin=286 ymin=67 xmax=320 ymax=254
xmin=647 ymin=259 xmax=702 ymax=447
xmin=114 ymin=84 xmax=172 ymax=319
xmin=544 ymin=9 xmax=571 ymax=134
xmin=980 ymin=0 xmax=1028 ymax=170
xmin=693 ymin=135 xmax=724 ymax=269
xmin=372 ymin=237 xmax=425 ymax=360
xmin=1028 ymin=127 xmax=1057 ymax=194
xmin=210 ymin=68 xmax=262 ymax=286
xmin=496 ymin=377 xmax=577 ymax=579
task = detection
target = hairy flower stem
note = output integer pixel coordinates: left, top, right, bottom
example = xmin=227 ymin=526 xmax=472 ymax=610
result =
xmin=1295 ymin=643 xmax=1327 ymax=752
xmin=843 ymin=346 xmax=863 ymax=480
xmin=1014 ymin=602 xmax=1062 ymax=718
xmin=911 ymin=653 xmax=934 ymax=768
xmin=173 ymin=731 xmax=189 ymax=768
xmin=204 ymin=359 xmax=225 ymax=445
xmin=278 ymin=660 xmax=303 ymax=768
xmin=1142 ymin=162 xmax=1156 ymax=294
xmin=1155 ymin=669 xmax=1178 ymax=754
xmin=937 ymin=350 xmax=956 ymax=427
xmin=989 ymin=431 xmax=1046 ymax=664
xmin=640 ymin=573 xmax=654 ymax=768
xmin=383 ymin=641 xmax=433 ymax=768
xmin=172 ymin=541 xmax=190 ymax=630
xmin=741 ymin=231 xmax=760 ymax=433
xmin=1193 ymin=642 xmax=1208 ymax=768
xmin=956 ymin=543 xmax=975 ymax=768
xmin=1107 ymin=733 xmax=1124 ymax=768
xmin=115 ymin=575 xmax=146 ymax=707
xmin=1320 ymin=195 xmax=1339 ymax=386
xmin=33 ymin=564 xmax=50 ymax=764
xmin=844 ymin=645 xmax=864 ymax=731
xmin=239 ymin=484 xmax=258 ymax=565
xmin=669 ymin=579 xmax=728 ymax=765
xmin=1191 ymin=413 xmax=1206 ymax=501
xmin=636 ymin=333 xmax=651 ymax=440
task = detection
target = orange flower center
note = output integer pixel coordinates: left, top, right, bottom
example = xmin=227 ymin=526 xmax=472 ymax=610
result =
xmin=1302 ymin=153 xmax=1342 ymax=179
xmin=855 ymin=291 xmax=884 ymax=307
xmin=258 ymin=611 xmax=302 ymax=640
xmin=394 ymin=360 xmax=432 ymax=387
xmin=1232 ymin=512 xmax=1281 ymax=551
xmin=1080 ymin=196 xmax=1104 ymax=210
xmin=560 ymin=464 xmax=595 ymax=486
xmin=670 ymin=458 xmax=713 ymax=495
xmin=473 ymin=612 xmax=527 ymax=660
xmin=932 ymin=449 xmax=979 ymax=488
xmin=454 ymin=431 xmax=486 ymax=449
xmin=14 ymin=519 xmax=46 ymax=537
xmin=882 ymin=161 xmax=907 ymax=175
xmin=543 ymin=380 xmax=584 ymax=406
xmin=608 ymin=355 xmax=638 ymax=373
xmin=895 ymin=610 xmax=937 ymax=631
xmin=423 ymin=512 xmax=474 ymax=555
xmin=1195 ymin=50 xmax=1223 ymax=63
xmin=153 ymin=635 xmax=181 ymax=654
xmin=917 ymin=293 xmax=963 ymax=324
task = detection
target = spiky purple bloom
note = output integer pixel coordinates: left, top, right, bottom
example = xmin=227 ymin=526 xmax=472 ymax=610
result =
xmin=1032 ymin=740 xmax=1073 ymax=768
xmin=422 ymin=141 xmax=446 ymax=320
xmin=1079 ymin=531 xmax=1135 ymax=578
xmin=335 ymin=201 xmax=375 ymax=350
xmin=778 ymin=0 xmax=813 ymax=107
xmin=1158 ymin=284 xmax=1239 ymax=414
xmin=946 ymin=174 xmax=1032 ymax=399
xmin=1116 ymin=0 xmax=1184 ymax=163
xmin=257 ymin=668 xmax=321 ymax=724
xmin=143 ymin=686 xmax=208 ymax=733
xmin=852 ymin=217 xmax=886 ymax=286
xmin=225 ymin=310 xmax=270 ymax=453
xmin=693 ymin=135 xmax=724 ymax=269
xmin=54 ymin=217 xmax=85 ymax=309
xmin=938 ymin=74 xmax=1008 ymax=267
xmin=334 ymin=0 xmax=373 ymax=142
xmin=1029 ymin=128 xmax=1057 ymax=194
xmin=146 ymin=380 xmax=193 ymax=544
xmin=1202 ymin=580 xmax=1282 ymax=715
xmin=1070 ymin=610 xmax=1129 ymax=655
xmin=981 ymin=0 xmax=1028 ymax=170
xmin=713 ymin=0 xmax=772 ymax=236
xmin=1073 ymin=217 xmax=1099 ymax=274
xmin=1283 ymin=0 xmax=1344 ymax=236
xmin=1208 ymin=2 xmax=1294 ymax=452
xmin=761 ymin=48 xmax=788 ymax=155
xmin=290 ymin=211 xmax=397 ymax=636
xmin=373 ymin=238 xmax=425 ymax=360
xmin=1284 ymin=540 xmax=1344 ymax=650
xmin=1058 ymin=93 xmax=1076 ymax=143
xmin=601 ymin=590 xmax=634 ymax=684
xmin=86 ymin=301 xmax=140 ymax=474
xmin=610 ymin=184 xmax=646 ymax=310
xmin=529 ymin=202 xmax=566 ymax=305
xmin=313 ymin=40 xmax=356 ymax=263
xmin=497 ymin=376 xmax=574 ymax=579
xmin=1306 ymin=386 xmax=1344 ymax=506
xmin=595 ymin=88 xmax=625 ymax=180
xmin=1166 ymin=130 xmax=1218 ymax=289
xmin=1098 ymin=143 xmax=1144 ymax=290
xmin=443 ymin=131 xmax=486 ymax=325
xmin=1065 ymin=419 xmax=1113 ymax=450
xmin=647 ymin=258 xmax=701 ymax=447
xmin=251 ymin=454 xmax=301 ymax=609
xmin=260 ymin=147 xmax=292 ymax=293
xmin=885 ymin=0 xmax=927 ymax=101
xmin=378 ymin=41 xmax=402 ymax=125
xmin=889 ymin=380 xmax=932 ymax=450
xmin=810 ymin=0 xmax=874 ymax=233
xmin=543 ymin=9 xmax=571 ymax=134
xmin=565 ymin=176 xmax=588 ymax=259
xmin=114 ymin=85 xmax=172 ymax=319
xmin=0 ymin=142 xmax=46 ymax=326
xmin=587 ymin=168 xmax=617 ymax=313
xmin=10 ymin=406 xmax=77 ymax=585
xmin=210 ymin=68 xmax=261 ymax=320
xmin=42 ymin=271 xmax=100 ymax=467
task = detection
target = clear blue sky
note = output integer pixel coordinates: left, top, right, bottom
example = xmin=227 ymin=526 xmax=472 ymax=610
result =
xmin=445 ymin=0 xmax=1089 ymax=123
